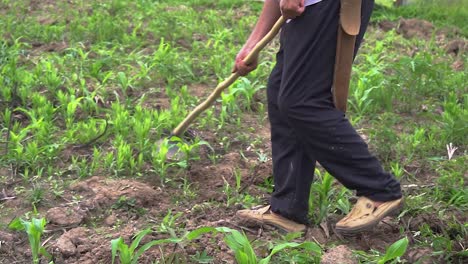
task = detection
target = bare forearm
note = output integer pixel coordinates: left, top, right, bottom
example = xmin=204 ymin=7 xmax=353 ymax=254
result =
xmin=244 ymin=0 xmax=281 ymax=49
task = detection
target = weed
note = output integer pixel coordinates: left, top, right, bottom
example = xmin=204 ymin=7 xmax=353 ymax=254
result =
xmin=28 ymin=187 xmax=45 ymax=208
xmin=191 ymin=250 xmax=213 ymax=263
xmin=112 ymin=196 xmax=146 ymax=216
xmin=155 ymin=212 xmax=184 ymax=242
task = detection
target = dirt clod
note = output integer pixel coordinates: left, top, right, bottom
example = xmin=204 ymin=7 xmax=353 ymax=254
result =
xmin=70 ymin=176 xmax=164 ymax=208
xmin=104 ymin=213 xmax=117 ymax=226
xmin=407 ymin=247 xmax=435 ymax=264
xmin=446 ymin=39 xmax=466 ymax=56
xmin=321 ymin=245 xmax=357 ymax=264
xmin=451 ymin=60 xmax=464 ymax=71
xmin=306 ymin=227 xmax=328 ymax=244
xmin=0 ymin=231 xmax=14 ymax=243
xmin=54 ymin=227 xmax=90 ymax=257
xmin=397 ymin=18 xmax=434 ymax=39
xmin=379 ymin=20 xmax=397 ymax=32
xmin=46 ymin=207 xmax=84 ymax=226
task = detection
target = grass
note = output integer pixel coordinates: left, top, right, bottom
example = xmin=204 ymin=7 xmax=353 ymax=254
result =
xmin=0 ymin=0 xmax=466 ymax=263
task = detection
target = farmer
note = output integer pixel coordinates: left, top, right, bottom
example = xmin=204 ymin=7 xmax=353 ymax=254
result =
xmin=233 ymin=0 xmax=403 ymax=234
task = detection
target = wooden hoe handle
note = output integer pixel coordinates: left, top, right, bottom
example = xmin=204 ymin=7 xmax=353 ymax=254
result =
xmin=171 ymin=16 xmax=286 ymax=137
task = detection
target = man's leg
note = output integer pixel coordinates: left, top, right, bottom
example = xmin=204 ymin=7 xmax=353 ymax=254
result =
xmin=277 ymin=0 xmax=402 ymax=220
xmin=267 ymin=48 xmax=316 ymax=225
xmin=236 ymin=44 xmax=316 ymax=233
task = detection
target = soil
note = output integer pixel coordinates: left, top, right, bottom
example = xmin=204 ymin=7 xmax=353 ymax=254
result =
xmin=379 ymin=18 xmax=465 ymax=43
xmin=1 ymin=9 xmax=467 ymax=264
xmin=397 ymin=18 xmax=435 ymax=39
xmin=446 ymin=39 xmax=467 ymax=57
xmin=321 ymin=245 xmax=357 ymax=264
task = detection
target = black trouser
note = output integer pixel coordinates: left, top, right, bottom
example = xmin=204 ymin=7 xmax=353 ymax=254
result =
xmin=268 ymin=0 xmax=402 ymax=224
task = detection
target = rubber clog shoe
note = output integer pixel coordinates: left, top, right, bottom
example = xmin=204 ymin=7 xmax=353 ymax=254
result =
xmin=236 ymin=205 xmax=306 ymax=233
xmin=335 ymin=197 xmax=404 ymax=234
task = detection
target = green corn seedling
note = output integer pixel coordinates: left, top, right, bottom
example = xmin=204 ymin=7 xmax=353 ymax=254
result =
xmin=9 ymin=217 xmax=52 ymax=264
xmin=111 ymin=229 xmax=165 ymax=264
xmin=151 ymin=139 xmax=174 ymax=183
xmin=158 ymin=210 xmax=183 ymax=238
xmin=230 ymin=77 xmax=265 ymax=111
xmin=175 ymin=138 xmax=212 ymax=169
xmin=110 ymin=227 xmax=217 ymax=264
xmin=216 ymin=227 xmax=322 ymax=264
xmin=390 ymin=162 xmax=405 ymax=179
xmin=377 ymin=237 xmax=409 ymax=264
xmin=114 ymin=136 xmax=133 ymax=174
xmin=309 ymin=170 xmax=334 ymax=225
xmin=335 ymin=187 xmax=352 ymax=215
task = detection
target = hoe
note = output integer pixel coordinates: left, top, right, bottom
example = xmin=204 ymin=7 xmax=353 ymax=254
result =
xmin=156 ymin=17 xmax=286 ymax=160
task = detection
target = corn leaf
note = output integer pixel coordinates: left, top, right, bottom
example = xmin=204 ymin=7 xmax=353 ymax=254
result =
xmin=378 ymin=237 xmax=409 ymax=264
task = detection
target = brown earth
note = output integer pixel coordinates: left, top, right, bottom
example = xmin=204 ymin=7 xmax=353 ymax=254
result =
xmin=1 ymin=14 xmax=467 ymax=264
xmin=321 ymin=245 xmax=357 ymax=264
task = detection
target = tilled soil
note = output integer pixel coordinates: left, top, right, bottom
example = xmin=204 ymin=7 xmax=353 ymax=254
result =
xmin=1 ymin=17 xmax=467 ymax=264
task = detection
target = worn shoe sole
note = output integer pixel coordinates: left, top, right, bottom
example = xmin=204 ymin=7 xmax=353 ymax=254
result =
xmin=236 ymin=206 xmax=307 ymax=233
xmin=335 ymin=199 xmax=404 ymax=235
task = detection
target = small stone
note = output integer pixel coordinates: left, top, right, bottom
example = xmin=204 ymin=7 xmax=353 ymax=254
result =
xmin=321 ymin=245 xmax=357 ymax=264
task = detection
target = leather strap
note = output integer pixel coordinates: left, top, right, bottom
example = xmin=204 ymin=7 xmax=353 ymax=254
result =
xmin=332 ymin=0 xmax=362 ymax=112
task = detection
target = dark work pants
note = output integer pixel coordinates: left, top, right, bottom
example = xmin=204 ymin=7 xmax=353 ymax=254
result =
xmin=268 ymin=0 xmax=402 ymax=224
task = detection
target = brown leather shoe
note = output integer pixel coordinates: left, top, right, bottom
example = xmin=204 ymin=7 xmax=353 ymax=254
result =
xmin=236 ymin=205 xmax=306 ymax=233
xmin=335 ymin=197 xmax=404 ymax=234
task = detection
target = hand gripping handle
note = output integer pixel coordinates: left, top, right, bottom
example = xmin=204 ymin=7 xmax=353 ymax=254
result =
xmin=171 ymin=16 xmax=286 ymax=137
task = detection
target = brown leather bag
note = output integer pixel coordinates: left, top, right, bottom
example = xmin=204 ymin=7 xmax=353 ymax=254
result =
xmin=332 ymin=0 xmax=362 ymax=112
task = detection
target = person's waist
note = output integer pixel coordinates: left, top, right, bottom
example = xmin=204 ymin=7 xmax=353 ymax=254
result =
xmin=305 ymin=0 xmax=323 ymax=7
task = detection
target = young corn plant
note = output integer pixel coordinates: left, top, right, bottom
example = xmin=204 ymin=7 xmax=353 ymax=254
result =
xmin=111 ymin=102 xmax=132 ymax=138
xmin=113 ymin=136 xmax=134 ymax=175
xmin=309 ymin=170 xmax=334 ymax=225
xmin=217 ymin=227 xmax=322 ymax=264
xmin=355 ymin=237 xmax=409 ymax=264
xmin=132 ymin=106 xmax=153 ymax=153
xmin=158 ymin=210 xmax=183 ymax=238
xmin=390 ymin=161 xmax=405 ymax=180
xmin=440 ymin=92 xmax=467 ymax=146
xmin=230 ymin=77 xmax=265 ymax=111
xmin=219 ymin=91 xmax=239 ymax=128
xmin=117 ymin=71 xmax=132 ymax=95
xmin=335 ymin=187 xmax=352 ymax=215
xmin=151 ymin=139 xmax=175 ymax=183
xmin=9 ymin=217 xmax=52 ymax=264
xmin=174 ymin=138 xmax=213 ymax=169
xmin=111 ymin=228 xmax=178 ymax=264
xmin=110 ymin=227 xmax=218 ymax=264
